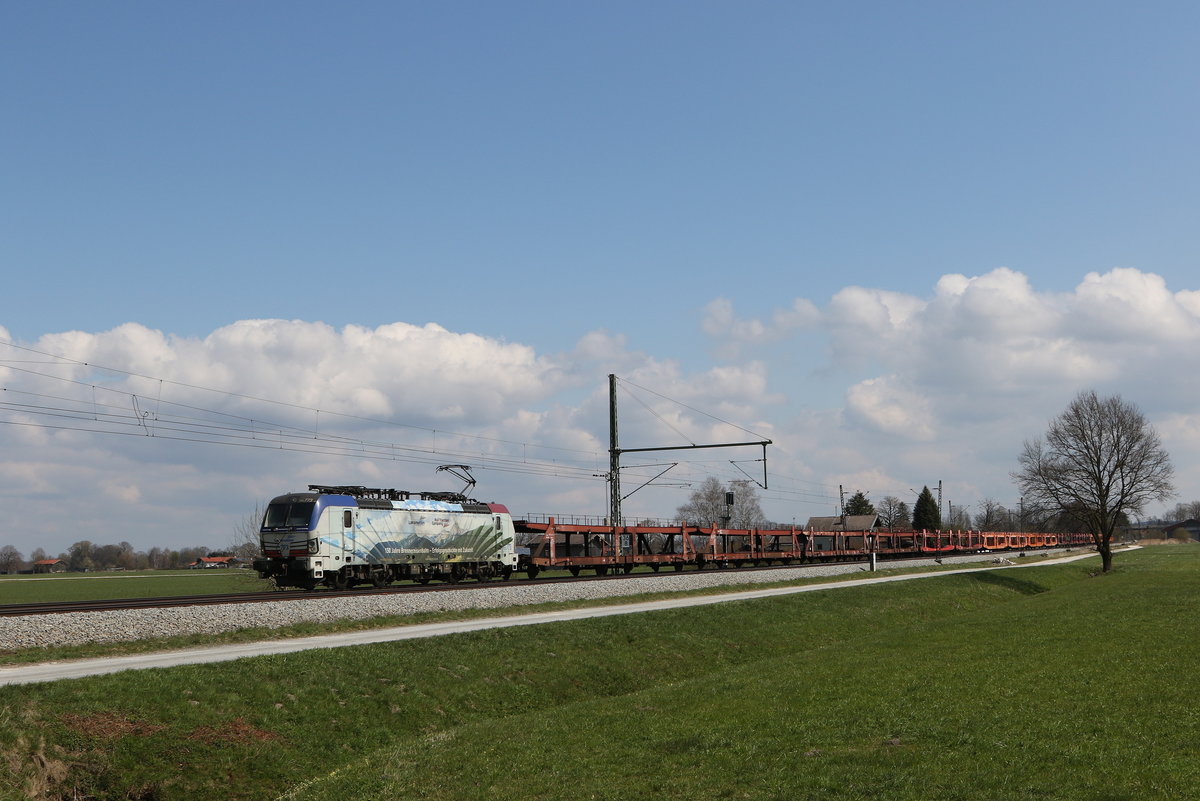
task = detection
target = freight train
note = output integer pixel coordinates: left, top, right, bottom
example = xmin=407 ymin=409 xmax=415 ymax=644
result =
xmin=254 ymin=485 xmax=1092 ymax=590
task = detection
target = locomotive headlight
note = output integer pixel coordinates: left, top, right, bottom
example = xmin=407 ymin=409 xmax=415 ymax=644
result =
xmin=308 ymin=539 xmax=319 ymax=554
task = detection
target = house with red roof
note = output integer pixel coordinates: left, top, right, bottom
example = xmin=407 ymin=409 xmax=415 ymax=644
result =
xmin=187 ymin=556 xmax=241 ymax=569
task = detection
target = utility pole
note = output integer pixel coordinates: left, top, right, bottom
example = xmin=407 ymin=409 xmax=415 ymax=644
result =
xmin=609 ymin=373 xmax=621 ymax=526
xmin=606 ymin=373 xmax=771 ymax=539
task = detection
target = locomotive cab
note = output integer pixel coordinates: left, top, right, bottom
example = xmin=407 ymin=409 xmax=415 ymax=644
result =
xmin=253 ymin=491 xmax=349 ymax=589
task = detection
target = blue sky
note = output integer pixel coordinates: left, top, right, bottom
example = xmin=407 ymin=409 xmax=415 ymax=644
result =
xmin=3 ymin=2 xmax=1200 ymax=554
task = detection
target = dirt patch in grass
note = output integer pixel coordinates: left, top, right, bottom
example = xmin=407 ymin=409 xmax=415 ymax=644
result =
xmin=2 ymin=735 xmax=74 ymax=799
xmin=187 ymin=717 xmax=279 ymax=745
xmin=61 ymin=712 xmax=167 ymax=740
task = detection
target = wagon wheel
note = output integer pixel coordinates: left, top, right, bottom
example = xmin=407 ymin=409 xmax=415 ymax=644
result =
xmin=622 ymin=565 xmax=633 ymax=574
xmin=476 ymin=564 xmax=494 ymax=583
xmin=328 ymin=570 xmax=351 ymax=591
xmin=568 ymin=566 xmax=581 ymax=577
xmin=500 ymin=566 xmax=514 ymax=581
xmin=649 ymin=564 xmax=661 ymax=573
xmin=416 ymin=575 xmax=432 ymax=585
xmin=673 ymin=563 xmax=684 ymax=572
xmin=594 ymin=567 xmax=609 ymax=576
xmin=371 ymin=571 xmax=391 ymax=588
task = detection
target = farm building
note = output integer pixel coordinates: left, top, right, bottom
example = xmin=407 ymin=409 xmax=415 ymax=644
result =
xmin=188 ymin=556 xmax=241 ymax=569
xmin=33 ymin=559 xmax=67 ymax=574
xmin=1161 ymin=519 xmax=1200 ymax=542
xmin=805 ymin=514 xmax=882 ymax=532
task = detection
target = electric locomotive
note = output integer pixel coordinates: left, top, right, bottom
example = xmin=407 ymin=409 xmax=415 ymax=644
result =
xmin=253 ymin=485 xmax=518 ymax=590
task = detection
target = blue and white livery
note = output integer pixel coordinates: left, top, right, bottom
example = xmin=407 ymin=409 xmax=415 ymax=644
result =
xmin=254 ymin=485 xmax=518 ymax=589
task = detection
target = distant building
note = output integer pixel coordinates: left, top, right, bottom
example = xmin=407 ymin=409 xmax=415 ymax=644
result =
xmin=32 ymin=559 xmax=67 ymax=574
xmin=188 ymin=556 xmax=240 ymax=569
xmin=1161 ymin=519 xmax=1200 ymax=542
xmin=805 ymin=514 xmax=881 ymax=532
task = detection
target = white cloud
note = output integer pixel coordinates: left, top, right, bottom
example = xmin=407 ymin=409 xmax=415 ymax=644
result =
xmin=1073 ymin=268 xmax=1200 ymax=342
xmin=702 ymin=267 xmax=1200 ymax=521
xmin=103 ymin=481 xmax=142 ymax=503
xmin=2 ymin=319 xmax=753 ymax=551
xmin=844 ymin=377 xmax=936 ymax=440
xmin=701 ymin=297 xmax=819 ymax=359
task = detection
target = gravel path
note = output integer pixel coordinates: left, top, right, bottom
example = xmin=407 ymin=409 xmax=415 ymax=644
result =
xmin=0 ymin=552 xmax=1057 ymax=650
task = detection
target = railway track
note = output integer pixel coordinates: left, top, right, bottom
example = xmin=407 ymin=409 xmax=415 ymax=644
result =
xmin=1 ymin=549 xmax=1075 ymax=619
xmin=0 ymin=580 xmax=533 ymax=617
xmin=0 ymin=558 xmax=902 ymax=617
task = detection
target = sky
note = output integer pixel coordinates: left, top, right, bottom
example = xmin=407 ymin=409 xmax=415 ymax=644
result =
xmin=3 ymin=2 xmax=1200 ymax=556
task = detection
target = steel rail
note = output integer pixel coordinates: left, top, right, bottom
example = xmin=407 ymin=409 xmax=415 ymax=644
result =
xmin=0 ymin=552 xmax=1044 ymax=618
xmin=0 ymin=559 xmax=878 ymax=617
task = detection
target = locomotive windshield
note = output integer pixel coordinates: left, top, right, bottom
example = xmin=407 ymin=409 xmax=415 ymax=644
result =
xmin=263 ymin=500 xmax=316 ymax=530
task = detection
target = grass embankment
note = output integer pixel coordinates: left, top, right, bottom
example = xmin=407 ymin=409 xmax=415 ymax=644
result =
xmin=1 ymin=549 xmax=1196 ymax=800
xmin=0 ymin=554 xmax=1064 ymax=668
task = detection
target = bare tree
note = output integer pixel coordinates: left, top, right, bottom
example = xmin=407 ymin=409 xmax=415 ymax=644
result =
xmin=66 ymin=540 xmax=95 ymax=572
xmin=230 ymin=503 xmax=266 ymax=561
xmin=676 ymin=477 xmax=767 ymax=528
xmin=727 ymin=480 xmax=768 ymax=529
xmin=877 ymin=495 xmax=905 ymax=529
xmin=1168 ymin=500 xmax=1200 ymax=521
xmin=1014 ymin=390 xmax=1174 ymax=572
xmin=0 ymin=545 xmax=23 ymax=574
xmin=975 ymin=498 xmax=1011 ymax=532
xmin=946 ymin=504 xmax=972 ymax=530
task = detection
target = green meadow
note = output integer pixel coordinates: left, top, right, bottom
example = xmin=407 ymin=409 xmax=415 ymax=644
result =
xmin=0 ymin=569 xmax=272 ymax=605
xmin=1 ymin=547 xmax=1196 ymax=800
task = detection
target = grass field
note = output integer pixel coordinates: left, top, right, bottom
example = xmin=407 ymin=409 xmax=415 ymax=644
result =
xmin=0 ymin=547 xmax=1196 ymax=800
xmin=0 ymin=569 xmax=273 ymax=604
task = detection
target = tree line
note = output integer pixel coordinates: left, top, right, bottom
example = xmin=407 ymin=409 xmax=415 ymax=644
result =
xmin=0 ymin=504 xmax=268 ymax=575
xmin=0 ymin=540 xmax=239 ymax=575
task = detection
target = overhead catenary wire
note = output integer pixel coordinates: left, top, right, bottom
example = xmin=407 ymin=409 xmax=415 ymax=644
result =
xmin=1 ymin=339 xmax=843 ymax=512
xmin=0 ymin=369 xmax=608 ymax=484
xmin=0 ymin=339 xmax=599 ymax=460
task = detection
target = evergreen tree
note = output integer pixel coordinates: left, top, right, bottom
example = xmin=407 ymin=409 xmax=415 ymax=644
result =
xmin=843 ymin=491 xmax=875 ymax=516
xmin=912 ymin=486 xmax=941 ymax=531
